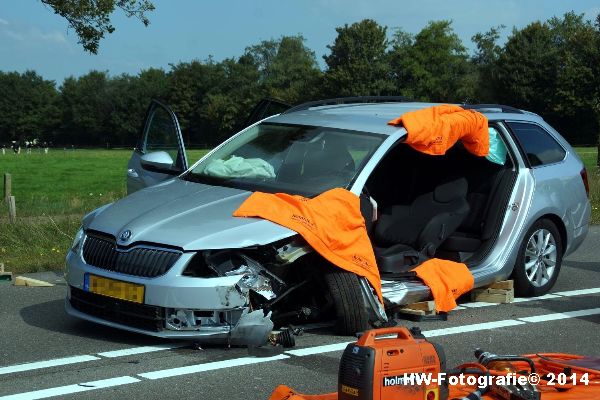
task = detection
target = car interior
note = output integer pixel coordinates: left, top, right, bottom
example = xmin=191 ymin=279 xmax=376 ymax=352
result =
xmin=363 ymin=132 xmax=517 ymax=276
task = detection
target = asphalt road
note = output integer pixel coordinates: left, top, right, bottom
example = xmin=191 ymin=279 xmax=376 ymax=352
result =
xmin=0 ymin=227 xmax=598 ymax=400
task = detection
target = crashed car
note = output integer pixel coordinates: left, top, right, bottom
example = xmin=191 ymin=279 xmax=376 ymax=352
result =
xmin=65 ymin=98 xmax=591 ymax=340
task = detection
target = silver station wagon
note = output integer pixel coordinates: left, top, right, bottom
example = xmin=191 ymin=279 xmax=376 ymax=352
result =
xmin=65 ymin=98 xmax=591 ymax=341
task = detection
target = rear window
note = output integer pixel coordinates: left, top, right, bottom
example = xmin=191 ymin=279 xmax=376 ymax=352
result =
xmin=507 ymin=122 xmax=566 ymax=167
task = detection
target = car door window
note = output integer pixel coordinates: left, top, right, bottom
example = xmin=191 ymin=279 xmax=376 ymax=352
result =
xmin=507 ymin=122 xmax=566 ymax=167
xmin=144 ymin=105 xmax=186 ymax=170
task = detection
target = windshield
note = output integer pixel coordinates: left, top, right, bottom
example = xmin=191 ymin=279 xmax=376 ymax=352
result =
xmin=183 ymin=122 xmax=385 ymax=196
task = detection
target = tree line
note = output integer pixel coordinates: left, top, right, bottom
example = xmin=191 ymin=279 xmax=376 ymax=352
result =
xmin=1 ymin=12 xmax=599 ymax=148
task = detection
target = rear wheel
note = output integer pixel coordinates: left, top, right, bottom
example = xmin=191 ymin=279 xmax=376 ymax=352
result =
xmin=513 ymin=219 xmax=562 ymax=296
xmin=324 ymin=270 xmax=371 ymax=336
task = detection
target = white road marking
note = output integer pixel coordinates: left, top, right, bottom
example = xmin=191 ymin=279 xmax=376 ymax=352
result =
xmin=553 ymin=288 xmax=600 ymax=297
xmin=512 ymin=294 xmax=561 ymax=303
xmin=138 ymin=354 xmax=289 ymax=380
xmin=422 ymin=319 xmax=525 ymax=337
xmin=0 ymin=356 xmax=99 ymax=376
xmin=286 ymin=342 xmax=353 ymax=357
xmin=0 ymin=376 xmax=139 ymax=400
xmin=97 ymin=343 xmax=187 ymax=358
xmin=2 ymin=306 xmax=600 ymax=398
xmin=460 ymin=301 xmax=497 ymax=308
xmin=518 ymin=308 xmax=600 ymax=323
xmin=1 ymin=285 xmax=599 ymax=400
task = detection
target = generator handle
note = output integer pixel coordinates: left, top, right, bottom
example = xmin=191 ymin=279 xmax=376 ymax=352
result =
xmin=357 ymin=327 xmax=412 ymax=346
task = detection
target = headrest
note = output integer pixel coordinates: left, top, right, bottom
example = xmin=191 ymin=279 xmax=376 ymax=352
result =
xmin=434 ymin=178 xmax=468 ymax=203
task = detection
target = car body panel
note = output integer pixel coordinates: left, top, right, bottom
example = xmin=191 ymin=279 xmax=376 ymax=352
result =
xmin=88 ymin=179 xmax=295 ymax=250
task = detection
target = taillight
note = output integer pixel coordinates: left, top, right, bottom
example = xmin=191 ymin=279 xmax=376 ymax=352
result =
xmin=580 ymin=168 xmax=590 ymax=198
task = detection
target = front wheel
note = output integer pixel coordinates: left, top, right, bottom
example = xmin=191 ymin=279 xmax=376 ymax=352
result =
xmin=324 ymin=270 xmax=371 ymax=336
xmin=512 ymin=219 xmax=563 ymax=297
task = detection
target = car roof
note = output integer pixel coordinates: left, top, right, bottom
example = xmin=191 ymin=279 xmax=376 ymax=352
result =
xmin=268 ymin=101 xmax=546 ymax=136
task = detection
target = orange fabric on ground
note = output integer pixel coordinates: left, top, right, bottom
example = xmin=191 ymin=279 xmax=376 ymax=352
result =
xmin=233 ymin=188 xmax=383 ymax=304
xmin=269 ymin=385 xmax=337 ymax=400
xmin=412 ymin=258 xmax=474 ymax=312
xmin=388 ymin=104 xmax=489 ymax=156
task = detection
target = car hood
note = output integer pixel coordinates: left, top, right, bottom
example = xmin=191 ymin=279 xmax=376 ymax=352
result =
xmin=86 ymin=178 xmax=295 ymax=250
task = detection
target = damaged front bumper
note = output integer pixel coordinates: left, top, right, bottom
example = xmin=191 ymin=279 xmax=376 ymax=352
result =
xmin=65 ymin=249 xmax=274 ymax=343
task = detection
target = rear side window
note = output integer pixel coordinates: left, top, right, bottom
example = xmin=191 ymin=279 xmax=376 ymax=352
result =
xmin=507 ymin=122 xmax=566 ymax=167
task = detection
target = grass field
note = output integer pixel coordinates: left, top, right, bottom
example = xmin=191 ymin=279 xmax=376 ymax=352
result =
xmin=0 ymin=147 xmax=598 ymax=274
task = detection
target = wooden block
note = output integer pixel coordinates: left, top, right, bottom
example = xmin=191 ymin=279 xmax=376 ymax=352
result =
xmin=489 ymin=280 xmax=514 ymax=290
xmin=398 ymin=308 xmax=426 ymax=316
xmin=471 ymin=289 xmax=514 ymax=303
xmin=14 ymin=276 xmax=54 ymax=287
xmin=404 ymin=301 xmax=435 ymax=312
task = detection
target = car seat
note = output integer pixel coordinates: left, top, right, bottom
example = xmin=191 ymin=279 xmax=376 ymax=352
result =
xmin=302 ymin=136 xmax=355 ymax=179
xmin=373 ymin=178 xmax=470 ymax=273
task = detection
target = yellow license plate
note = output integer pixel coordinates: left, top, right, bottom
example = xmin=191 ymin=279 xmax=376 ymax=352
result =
xmin=85 ymin=274 xmax=145 ymax=304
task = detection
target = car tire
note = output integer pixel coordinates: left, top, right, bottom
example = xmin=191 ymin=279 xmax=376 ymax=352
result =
xmin=513 ymin=219 xmax=563 ymax=297
xmin=324 ymin=269 xmax=371 ymax=336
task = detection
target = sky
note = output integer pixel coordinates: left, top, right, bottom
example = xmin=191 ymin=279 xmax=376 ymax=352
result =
xmin=1 ymin=0 xmax=599 ymax=85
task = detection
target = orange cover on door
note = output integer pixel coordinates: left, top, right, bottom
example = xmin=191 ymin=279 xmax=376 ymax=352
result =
xmin=233 ymin=188 xmax=383 ymax=304
xmin=388 ymin=104 xmax=489 ymax=156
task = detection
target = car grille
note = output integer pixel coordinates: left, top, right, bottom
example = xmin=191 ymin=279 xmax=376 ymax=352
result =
xmin=70 ymin=287 xmax=165 ymax=332
xmin=82 ymin=232 xmax=181 ymax=278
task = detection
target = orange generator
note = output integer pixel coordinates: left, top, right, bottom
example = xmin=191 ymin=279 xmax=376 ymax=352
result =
xmin=338 ymin=326 xmax=448 ymax=400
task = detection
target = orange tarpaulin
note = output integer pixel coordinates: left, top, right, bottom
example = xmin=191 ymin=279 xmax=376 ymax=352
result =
xmin=412 ymin=258 xmax=474 ymax=312
xmin=388 ymin=104 xmax=489 ymax=156
xmin=233 ymin=188 xmax=383 ymax=304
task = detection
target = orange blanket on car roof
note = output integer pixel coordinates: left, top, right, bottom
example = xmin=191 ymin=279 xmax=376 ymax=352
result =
xmin=388 ymin=104 xmax=489 ymax=156
xmin=233 ymin=188 xmax=383 ymax=304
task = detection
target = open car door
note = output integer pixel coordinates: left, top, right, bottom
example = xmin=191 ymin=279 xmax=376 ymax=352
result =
xmin=126 ymin=100 xmax=188 ymax=194
xmin=243 ymin=97 xmax=292 ymax=127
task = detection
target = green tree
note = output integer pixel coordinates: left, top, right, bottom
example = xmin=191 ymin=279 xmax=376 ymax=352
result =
xmin=492 ymin=13 xmax=600 ymax=144
xmin=105 ymin=68 xmax=168 ymax=146
xmin=0 ymin=71 xmax=60 ymax=143
xmin=245 ymin=35 xmax=322 ymax=103
xmin=41 ymin=0 xmax=155 ymax=53
xmin=390 ymin=20 xmax=474 ymax=102
xmin=59 ymin=71 xmax=110 ymax=145
xmin=201 ymin=55 xmax=267 ymax=143
xmin=323 ymin=19 xmax=393 ymax=97
xmin=471 ymin=25 xmax=505 ymax=102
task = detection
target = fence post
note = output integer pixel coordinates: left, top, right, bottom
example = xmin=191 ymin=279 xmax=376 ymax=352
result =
xmin=3 ymin=173 xmax=10 ymax=203
xmin=8 ymin=195 xmax=16 ymax=223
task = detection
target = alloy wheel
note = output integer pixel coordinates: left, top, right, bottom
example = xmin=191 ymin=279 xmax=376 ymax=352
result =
xmin=524 ymin=228 xmax=557 ymax=287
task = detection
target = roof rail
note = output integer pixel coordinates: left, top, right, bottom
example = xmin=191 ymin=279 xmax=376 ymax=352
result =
xmin=282 ymin=96 xmax=413 ymax=114
xmin=462 ymin=103 xmax=524 ymax=114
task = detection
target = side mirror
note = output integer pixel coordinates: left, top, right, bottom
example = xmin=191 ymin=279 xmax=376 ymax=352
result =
xmin=140 ymin=151 xmax=180 ymax=174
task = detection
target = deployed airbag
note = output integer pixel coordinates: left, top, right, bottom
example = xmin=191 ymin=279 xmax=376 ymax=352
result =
xmin=388 ymin=104 xmax=489 ymax=156
xmin=204 ymin=156 xmax=275 ymax=179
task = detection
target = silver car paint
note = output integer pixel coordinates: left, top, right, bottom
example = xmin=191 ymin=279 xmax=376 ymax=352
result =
xmin=66 ymin=102 xmax=591 ymax=338
xmin=88 ymin=179 xmax=295 ymax=250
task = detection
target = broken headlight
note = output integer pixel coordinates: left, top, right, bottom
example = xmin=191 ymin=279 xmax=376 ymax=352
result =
xmin=183 ymin=250 xmax=285 ymax=300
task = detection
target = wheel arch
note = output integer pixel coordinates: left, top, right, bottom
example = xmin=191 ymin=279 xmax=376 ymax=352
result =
xmin=538 ymin=213 xmax=567 ymax=255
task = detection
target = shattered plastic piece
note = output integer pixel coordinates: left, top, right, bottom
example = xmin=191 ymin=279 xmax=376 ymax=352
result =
xmin=229 ymin=309 xmax=274 ymax=346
